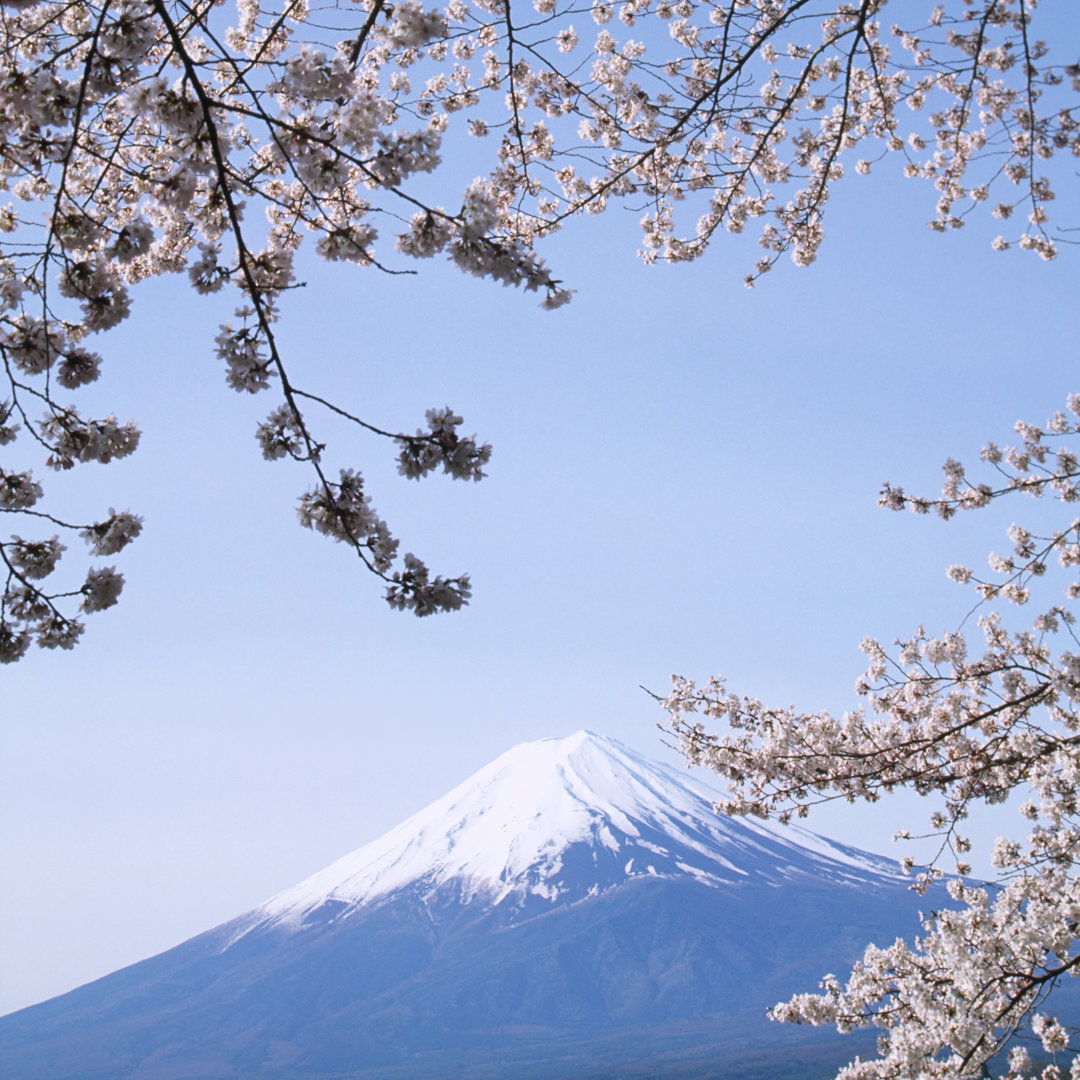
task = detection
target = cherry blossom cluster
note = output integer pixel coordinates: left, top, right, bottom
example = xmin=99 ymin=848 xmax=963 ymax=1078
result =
xmin=396 ymin=407 xmax=492 ymax=481
xmin=0 ymin=499 xmax=140 ymax=662
xmin=297 ymin=468 xmax=399 ymax=571
xmin=664 ymin=397 xmax=1080 ymax=1078
xmin=2 ymin=0 xmax=1074 ymax=654
xmin=771 ymin=872 xmax=1080 ymax=1080
xmin=385 ymin=551 xmax=472 ymax=615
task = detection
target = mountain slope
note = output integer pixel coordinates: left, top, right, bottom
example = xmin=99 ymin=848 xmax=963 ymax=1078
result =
xmin=1 ymin=731 xmax=928 ymax=1080
xmin=243 ymin=729 xmax=905 ymax=928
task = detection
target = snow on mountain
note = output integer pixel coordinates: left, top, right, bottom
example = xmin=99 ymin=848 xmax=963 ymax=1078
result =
xmin=249 ymin=730 xmax=903 ymax=933
xmin=0 ymin=729 xmax=934 ymax=1080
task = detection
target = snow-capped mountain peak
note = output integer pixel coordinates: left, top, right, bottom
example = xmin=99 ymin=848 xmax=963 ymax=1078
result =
xmin=248 ymin=731 xmax=903 ymax=933
xmin=4 ymin=731 xmax=945 ymax=1080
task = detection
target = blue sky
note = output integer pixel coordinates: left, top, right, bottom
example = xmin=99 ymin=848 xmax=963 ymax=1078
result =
xmin=2 ymin=143 xmax=1076 ymax=1014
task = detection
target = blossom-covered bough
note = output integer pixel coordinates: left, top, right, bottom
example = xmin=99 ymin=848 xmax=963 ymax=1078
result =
xmin=0 ymin=0 xmax=1074 ymax=660
xmin=664 ymin=401 xmax=1080 ymax=1078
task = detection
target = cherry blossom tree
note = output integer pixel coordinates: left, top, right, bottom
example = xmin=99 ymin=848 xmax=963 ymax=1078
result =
xmin=663 ymin=399 xmax=1080 ymax=1079
xmin=2 ymin=0 xmax=1075 ymax=660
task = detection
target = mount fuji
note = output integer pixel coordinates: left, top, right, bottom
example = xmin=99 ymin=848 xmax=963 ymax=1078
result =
xmin=1 ymin=731 xmax=932 ymax=1080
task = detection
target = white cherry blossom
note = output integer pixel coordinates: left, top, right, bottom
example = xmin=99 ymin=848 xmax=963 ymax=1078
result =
xmin=2 ymin=0 xmax=1075 ymax=655
xmin=665 ymin=398 xmax=1080 ymax=1079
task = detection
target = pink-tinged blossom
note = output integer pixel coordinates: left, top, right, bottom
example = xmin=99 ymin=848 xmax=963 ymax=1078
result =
xmin=81 ymin=511 xmax=143 ymax=557
xmin=0 ymin=622 xmax=30 ymax=664
xmin=35 ymin=614 xmax=84 ymax=650
xmin=7 ymin=536 xmax=65 ymax=580
xmin=0 ymin=470 xmax=43 ymax=510
xmin=80 ymin=566 xmax=124 ymax=612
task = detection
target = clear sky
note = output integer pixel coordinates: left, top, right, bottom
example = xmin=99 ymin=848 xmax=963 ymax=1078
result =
xmin=1 ymin=130 xmax=1076 ymax=1015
